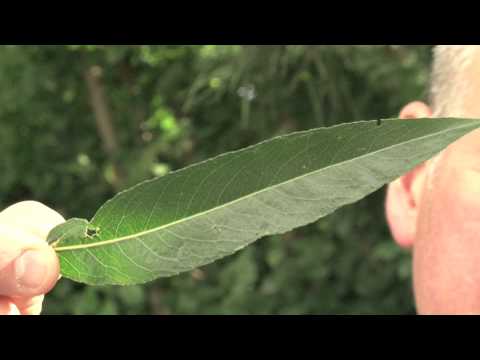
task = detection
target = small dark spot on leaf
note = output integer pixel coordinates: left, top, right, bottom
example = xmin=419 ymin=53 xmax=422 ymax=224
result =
xmin=86 ymin=226 xmax=100 ymax=237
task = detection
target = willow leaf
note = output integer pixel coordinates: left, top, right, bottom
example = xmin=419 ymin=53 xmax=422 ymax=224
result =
xmin=47 ymin=118 xmax=480 ymax=285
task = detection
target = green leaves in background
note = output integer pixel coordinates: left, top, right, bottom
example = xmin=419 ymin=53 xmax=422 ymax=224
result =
xmin=0 ymin=45 xmax=434 ymax=314
xmin=47 ymin=117 xmax=480 ymax=286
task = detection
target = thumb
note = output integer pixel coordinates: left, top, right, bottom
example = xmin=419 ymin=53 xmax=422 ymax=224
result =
xmin=0 ymin=224 xmax=60 ymax=297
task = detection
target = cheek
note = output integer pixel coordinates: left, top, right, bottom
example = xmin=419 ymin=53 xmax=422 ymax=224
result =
xmin=428 ymin=149 xmax=480 ymax=227
xmin=435 ymin=155 xmax=480 ymax=232
xmin=431 ymin=158 xmax=480 ymax=255
xmin=452 ymin=169 xmax=480 ymax=210
xmin=413 ymin=163 xmax=480 ymax=313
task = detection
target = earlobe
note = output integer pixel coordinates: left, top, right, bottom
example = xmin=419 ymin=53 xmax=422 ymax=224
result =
xmin=385 ymin=168 xmax=427 ymax=248
xmin=385 ymin=178 xmax=417 ymax=248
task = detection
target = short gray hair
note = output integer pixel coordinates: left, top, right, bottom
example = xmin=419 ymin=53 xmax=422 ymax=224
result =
xmin=430 ymin=45 xmax=479 ymax=117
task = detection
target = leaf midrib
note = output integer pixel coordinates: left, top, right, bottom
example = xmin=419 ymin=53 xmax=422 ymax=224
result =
xmin=54 ymin=120 xmax=474 ymax=252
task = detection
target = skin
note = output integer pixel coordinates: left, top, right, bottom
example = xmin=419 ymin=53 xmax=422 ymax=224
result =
xmin=0 ymin=201 xmax=64 ymax=315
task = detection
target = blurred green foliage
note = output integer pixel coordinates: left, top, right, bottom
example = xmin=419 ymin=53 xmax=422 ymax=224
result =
xmin=0 ymin=45 xmax=433 ymax=314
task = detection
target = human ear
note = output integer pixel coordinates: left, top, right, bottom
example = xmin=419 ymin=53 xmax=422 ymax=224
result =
xmin=384 ymin=101 xmax=432 ymax=248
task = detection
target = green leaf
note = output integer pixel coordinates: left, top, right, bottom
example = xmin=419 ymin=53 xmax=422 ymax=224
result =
xmin=47 ymin=118 xmax=480 ymax=285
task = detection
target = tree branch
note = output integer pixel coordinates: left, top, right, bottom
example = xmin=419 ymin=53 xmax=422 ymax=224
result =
xmin=84 ymin=65 xmax=124 ymax=190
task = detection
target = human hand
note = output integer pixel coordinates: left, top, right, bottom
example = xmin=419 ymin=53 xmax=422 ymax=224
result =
xmin=0 ymin=201 xmax=64 ymax=315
